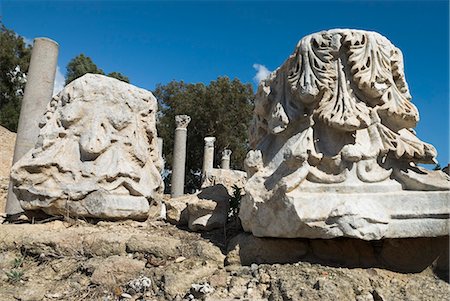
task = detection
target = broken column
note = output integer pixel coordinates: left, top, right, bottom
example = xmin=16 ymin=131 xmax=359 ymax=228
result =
xmin=202 ymin=137 xmax=216 ymax=176
xmin=6 ymin=37 xmax=59 ymax=217
xmin=171 ymin=115 xmax=191 ymax=197
xmin=221 ymin=149 xmax=232 ymax=169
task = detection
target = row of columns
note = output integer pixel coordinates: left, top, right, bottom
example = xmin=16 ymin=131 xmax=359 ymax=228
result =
xmin=170 ymin=120 xmax=233 ymax=197
xmin=202 ymin=137 xmax=232 ymax=171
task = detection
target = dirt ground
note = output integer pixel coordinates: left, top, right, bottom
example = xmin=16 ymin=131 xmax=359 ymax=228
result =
xmin=0 ymin=220 xmax=449 ymax=301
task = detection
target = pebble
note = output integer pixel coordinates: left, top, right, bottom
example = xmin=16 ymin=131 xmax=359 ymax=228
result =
xmin=175 ymin=256 xmax=186 ymax=263
xmin=121 ymin=293 xmax=132 ymax=299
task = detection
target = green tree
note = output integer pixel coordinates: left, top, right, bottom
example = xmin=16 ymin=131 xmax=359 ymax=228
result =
xmin=154 ymin=77 xmax=254 ymax=193
xmin=107 ymin=72 xmax=130 ymax=83
xmin=66 ymin=54 xmax=130 ymax=84
xmin=0 ymin=23 xmax=32 ymax=132
xmin=65 ymin=54 xmax=104 ymax=84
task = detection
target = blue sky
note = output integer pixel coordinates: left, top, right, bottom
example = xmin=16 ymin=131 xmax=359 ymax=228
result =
xmin=2 ymin=0 xmax=449 ymax=166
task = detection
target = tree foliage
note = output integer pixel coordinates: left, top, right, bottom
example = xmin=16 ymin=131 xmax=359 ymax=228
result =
xmin=65 ymin=54 xmax=130 ymax=84
xmin=65 ymin=54 xmax=104 ymax=84
xmin=107 ymin=72 xmax=130 ymax=83
xmin=154 ymin=77 xmax=254 ymax=193
xmin=0 ymin=23 xmax=32 ymax=132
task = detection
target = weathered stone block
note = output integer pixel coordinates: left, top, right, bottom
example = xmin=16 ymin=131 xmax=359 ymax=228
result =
xmin=10 ymin=74 xmax=164 ymax=220
xmin=240 ymin=29 xmax=450 ymax=240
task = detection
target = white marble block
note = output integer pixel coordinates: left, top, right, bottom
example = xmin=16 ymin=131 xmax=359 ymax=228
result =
xmin=240 ymin=29 xmax=449 ymax=240
xmin=10 ymin=74 xmax=164 ymax=220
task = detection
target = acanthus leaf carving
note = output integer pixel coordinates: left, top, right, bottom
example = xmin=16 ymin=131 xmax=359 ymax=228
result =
xmin=315 ymin=56 xmax=371 ymax=131
xmin=375 ymin=122 xmax=436 ymax=164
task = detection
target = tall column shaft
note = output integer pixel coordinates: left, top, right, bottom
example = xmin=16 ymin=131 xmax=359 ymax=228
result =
xmin=6 ymin=37 xmax=59 ymax=216
xmin=202 ymin=137 xmax=216 ymax=176
xmin=171 ymin=115 xmax=191 ymax=197
xmin=157 ymin=137 xmax=164 ymax=159
xmin=157 ymin=137 xmax=164 ymax=171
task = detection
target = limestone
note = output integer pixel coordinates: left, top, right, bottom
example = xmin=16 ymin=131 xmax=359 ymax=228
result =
xmin=165 ymin=185 xmax=230 ymax=231
xmin=165 ymin=196 xmax=189 ymax=225
xmin=202 ymin=137 xmax=216 ymax=176
xmin=10 ymin=74 xmax=164 ymax=220
xmin=202 ymin=169 xmax=247 ymax=196
xmin=226 ymin=233 xmax=308 ymax=266
xmin=187 ymin=185 xmax=230 ymax=231
xmin=240 ymin=29 xmax=450 ymax=240
xmin=221 ymin=149 xmax=232 ymax=169
xmin=171 ymin=115 xmax=191 ymax=197
xmin=87 ymin=255 xmax=145 ymax=288
xmin=6 ymin=37 xmax=59 ymax=216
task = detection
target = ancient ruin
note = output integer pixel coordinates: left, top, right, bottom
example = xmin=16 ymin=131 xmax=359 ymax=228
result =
xmin=170 ymin=115 xmax=191 ymax=197
xmin=200 ymin=138 xmax=246 ymax=195
xmin=240 ymin=29 xmax=450 ymax=240
xmin=10 ymin=74 xmax=164 ymax=220
xmin=221 ymin=149 xmax=232 ymax=169
xmin=6 ymin=37 xmax=59 ymax=217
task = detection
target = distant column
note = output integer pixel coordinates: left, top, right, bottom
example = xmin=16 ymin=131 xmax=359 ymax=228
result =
xmin=157 ymin=137 xmax=164 ymax=172
xmin=202 ymin=137 xmax=216 ymax=176
xmin=6 ymin=37 xmax=59 ymax=217
xmin=221 ymin=149 xmax=232 ymax=170
xmin=170 ymin=115 xmax=191 ymax=197
xmin=157 ymin=137 xmax=164 ymax=158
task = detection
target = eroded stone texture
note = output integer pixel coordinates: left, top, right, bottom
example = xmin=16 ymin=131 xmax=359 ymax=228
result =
xmin=202 ymin=169 xmax=247 ymax=196
xmin=165 ymin=185 xmax=230 ymax=232
xmin=10 ymin=74 xmax=164 ymax=220
xmin=240 ymin=29 xmax=450 ymax=240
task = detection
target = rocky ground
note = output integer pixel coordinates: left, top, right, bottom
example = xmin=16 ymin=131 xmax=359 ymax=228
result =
xmin=0 ymin=220 xmax=449 ymax=301
xmin=0 ymin=125 xmax=449 ymax=300
xmin=0 ymin=125 xmax=16 ymax=214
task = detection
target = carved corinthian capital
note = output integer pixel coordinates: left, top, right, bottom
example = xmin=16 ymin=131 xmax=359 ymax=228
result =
xmin=175 ymin=115 xmax=191 ymax=129
xmin=204 ymin=137 xmax=216 ymax=147
xmin=222 ymin=149 xmax=232 ymax=159
xmin=240 ymin=29 xmax=450 ymax=240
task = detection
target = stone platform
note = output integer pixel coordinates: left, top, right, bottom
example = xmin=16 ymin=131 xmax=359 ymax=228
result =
xmin=240 ymin=190 xmax=449 ymax=240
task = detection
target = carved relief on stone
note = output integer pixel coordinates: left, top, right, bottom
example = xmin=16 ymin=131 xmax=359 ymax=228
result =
xmin=241 ymin=29 xmax=449 ymax=240
xmin=10 ymin=74 xmax=164 ymax=220
xmin=247 ymin=29 xmax=447 ymax=191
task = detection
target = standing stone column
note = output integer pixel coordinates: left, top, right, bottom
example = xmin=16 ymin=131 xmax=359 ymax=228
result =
xmin=170 ymin=115 xmax=191 ymax=197
xmin=157 ymin=137 xmax=164 ymax=158
xmin=157 ymin=137 xmax=165 ymax=173
xmin=202 ymin=137 xmax=216 ymax=176
xmin=6 ymin=37 xmax=59 ymax=217
xmin=221 ymin=149 xmax=232 ymax=169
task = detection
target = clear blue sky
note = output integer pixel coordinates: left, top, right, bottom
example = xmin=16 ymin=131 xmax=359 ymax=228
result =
xmin=2 ymin=0 xmax=449 ymax=166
